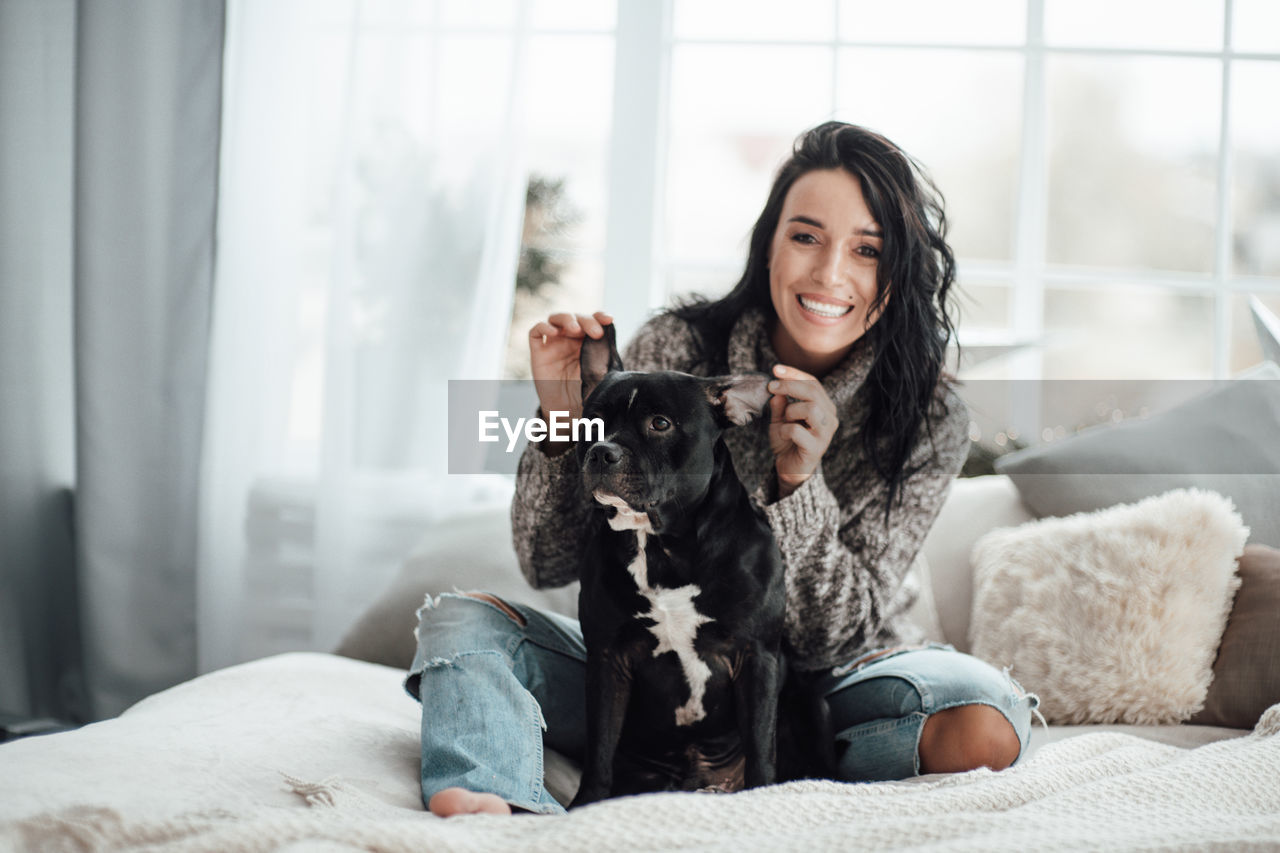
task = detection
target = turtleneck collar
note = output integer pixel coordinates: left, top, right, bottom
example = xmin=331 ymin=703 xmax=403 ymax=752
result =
xmin=726 ymin=307 xmax=875 ymax=410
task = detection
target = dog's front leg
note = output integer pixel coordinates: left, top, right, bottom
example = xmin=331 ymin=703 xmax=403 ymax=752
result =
xmin=570 ymin=646 xmax=633 ymax=808
xmin=734 ymin=645 xmax=781 ymax=789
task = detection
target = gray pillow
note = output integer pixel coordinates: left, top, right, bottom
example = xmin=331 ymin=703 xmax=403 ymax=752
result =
xmin=1189 ymin=544 xmax=1280 ymax=729
xmin=334 ymin=508 xmax=579 ymax=670
xmin=995 ymin=366 xmax=1280 ymax=548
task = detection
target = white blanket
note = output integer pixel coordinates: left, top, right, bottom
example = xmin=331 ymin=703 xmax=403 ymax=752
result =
xmin=2 ymin=653 xmax=1277 ymax=852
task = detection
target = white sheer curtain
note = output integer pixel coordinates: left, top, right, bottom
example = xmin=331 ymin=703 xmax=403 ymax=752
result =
xmin=201 ymin=0 xmax=528 ymax=672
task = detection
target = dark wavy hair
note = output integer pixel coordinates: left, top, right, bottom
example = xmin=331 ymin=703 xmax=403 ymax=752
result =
xmin=670 ymin=121 xmax=959 ymax=513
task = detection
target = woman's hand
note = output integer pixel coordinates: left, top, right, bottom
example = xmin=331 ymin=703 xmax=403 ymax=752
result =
xmin=767 ymin=364 xmax=839 ymax=499
xmin=528 ymin=310 xmax=613 ymax=425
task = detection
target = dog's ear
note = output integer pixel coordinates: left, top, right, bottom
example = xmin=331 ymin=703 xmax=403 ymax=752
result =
xmin=580 ymin=324 xmax=624 ymax=402
xmin=702 ymin=374 xmax=771 ymax=428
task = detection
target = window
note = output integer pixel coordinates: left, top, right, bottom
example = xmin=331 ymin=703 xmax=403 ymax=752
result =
xmin=503 ymin=3 xmax=617 ymax=377
xmin=589 ymin=0 xmax=1280 ymax=381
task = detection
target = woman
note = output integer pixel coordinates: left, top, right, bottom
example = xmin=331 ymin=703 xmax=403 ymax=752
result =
xmin=407 ymin=121 xmax=1039 ymax=817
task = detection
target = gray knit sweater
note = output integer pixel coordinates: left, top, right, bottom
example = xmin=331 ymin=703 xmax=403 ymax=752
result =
xmin=511 ymin=308 xmax=970 ymax=671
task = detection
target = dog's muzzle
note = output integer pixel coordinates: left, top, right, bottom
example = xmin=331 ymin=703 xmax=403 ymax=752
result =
xmin=582 ymin=440 xmax=654 ymax=512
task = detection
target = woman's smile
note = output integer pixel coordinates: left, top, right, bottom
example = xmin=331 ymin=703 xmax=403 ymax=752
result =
xmin=796 ymin=293 xmax=854 ymax=322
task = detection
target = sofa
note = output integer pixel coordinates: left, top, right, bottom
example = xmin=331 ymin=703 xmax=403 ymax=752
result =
xmin=3 ymin=458 xmax=1277 ymax=851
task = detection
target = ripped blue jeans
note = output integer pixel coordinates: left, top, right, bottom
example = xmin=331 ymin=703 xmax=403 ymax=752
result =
xmin=404 ymin=593 xmax=1039 ymax=814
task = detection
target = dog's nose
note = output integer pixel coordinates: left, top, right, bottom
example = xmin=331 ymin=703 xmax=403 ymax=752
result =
xmin=586 ymin=442 xmax=623 ymax=468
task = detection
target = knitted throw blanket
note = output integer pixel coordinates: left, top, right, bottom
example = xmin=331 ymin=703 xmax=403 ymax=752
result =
xmin=9 ymin=703 xmax=1279 ymax=853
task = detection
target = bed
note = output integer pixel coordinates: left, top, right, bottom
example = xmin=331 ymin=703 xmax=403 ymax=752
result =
xmin=5 ymin=468 xmax=1280 ymax=850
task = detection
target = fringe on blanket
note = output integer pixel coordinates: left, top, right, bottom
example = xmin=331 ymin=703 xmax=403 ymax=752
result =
xmin=281 ymin=774 xmax=344 ymax=808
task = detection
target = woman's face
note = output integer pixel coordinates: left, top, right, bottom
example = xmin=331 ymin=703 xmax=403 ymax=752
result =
xmin=767 ymin=168 xmax=884 ymax=377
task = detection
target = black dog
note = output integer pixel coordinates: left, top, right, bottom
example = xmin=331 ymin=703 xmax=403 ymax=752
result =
xmin=568 ymin=327 xmax=787 ymax=807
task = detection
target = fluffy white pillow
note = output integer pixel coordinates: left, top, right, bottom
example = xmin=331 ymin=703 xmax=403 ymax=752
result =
xmin=969 ymin=489 xmax=1248 ymax=725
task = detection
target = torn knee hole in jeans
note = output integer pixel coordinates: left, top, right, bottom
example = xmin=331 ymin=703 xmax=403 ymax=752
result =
xmin=459 ymin=591 xmax=527 ymax=627
xmin=1002 ymin=666 xmax=1049 ymax=733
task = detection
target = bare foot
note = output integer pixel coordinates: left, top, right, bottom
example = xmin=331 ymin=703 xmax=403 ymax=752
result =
xmin=428 ymin=787 xmax=514 ymax=817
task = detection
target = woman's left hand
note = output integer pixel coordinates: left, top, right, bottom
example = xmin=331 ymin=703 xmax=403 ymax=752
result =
xmin=767 ymin=364 xmax=839 ymax=499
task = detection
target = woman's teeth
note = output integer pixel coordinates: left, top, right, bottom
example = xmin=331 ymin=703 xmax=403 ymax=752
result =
xmin=798 ymin=296 xmax=852 ymax=318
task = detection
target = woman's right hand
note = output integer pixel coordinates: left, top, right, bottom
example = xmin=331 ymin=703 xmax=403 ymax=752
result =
xmin=528 ymin=311 xmax=613 ymax=423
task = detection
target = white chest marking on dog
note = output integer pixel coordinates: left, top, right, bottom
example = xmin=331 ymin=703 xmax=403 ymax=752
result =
xmin=641 ymin=574 xmax=714 ymax=726
xmin=593 ymin=492 xmax=713 ymax=726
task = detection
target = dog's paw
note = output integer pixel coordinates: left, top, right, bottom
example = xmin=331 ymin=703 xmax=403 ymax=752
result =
xmin=568 ymin=784 xmax=608 ymax=810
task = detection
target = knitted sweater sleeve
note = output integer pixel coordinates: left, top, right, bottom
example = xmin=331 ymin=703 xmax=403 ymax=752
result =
xmin=763 ymin=387 xmax=970 ymax=670
xmin=510 ymin=314 xmax=697 ymax=589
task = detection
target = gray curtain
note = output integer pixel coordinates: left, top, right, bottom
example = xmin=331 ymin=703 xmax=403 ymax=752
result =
xmin=0 ymin=0 xmax=80 ymax=724
xmin=0 ymin=0 xmax=224 ymax=722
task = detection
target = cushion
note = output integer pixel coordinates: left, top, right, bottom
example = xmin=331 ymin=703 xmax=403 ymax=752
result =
xmin=969 ymin=489 xmax=1247 ymax=725
xmin=921 ymin=475 xmax=1036 ymax=652
xmin=334 ymin=509 xmax=579 ymax=669
xmin=1190 ymin=544 xmax=1280 ymax=729
xmin=994 ymin=364 xmax=1280 ymax=548
xmin=902 ymin=553 xmax=946 ymax=645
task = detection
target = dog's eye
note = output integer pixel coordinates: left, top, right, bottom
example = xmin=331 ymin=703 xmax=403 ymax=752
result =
xmin=649 ymin=416 xmax=672 ymax=432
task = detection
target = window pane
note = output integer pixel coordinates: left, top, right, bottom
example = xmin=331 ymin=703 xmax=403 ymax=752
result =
xmin=1046 ymin=56 xmax=1220 ymax=272
xmin=530 ymin=0 xmax=617 ymax=31
xmin=361 ymin=1 xmax=437 ymax=28
xmin=836 ymin=49 xmax=1022 ymax=261
xmin=1232 ymin=0 xmax=1280 ymax=52
xmin=439 ymin=1 xmax=519 ymax=29
xmin=523 ymin=36 xmax=614 ymax=252
xmin=839 ymin=0 xmax=1025 ymax=45
xmin=507 ymin=36 xmax=614 ymax=378
xmin=666 ymin=265 xmax=741 ymax=305
xmin=1045 ymin=0 xmax=1224 ymax=51
xmin=505 ymin=255 xmax=605 ymax=378
xmin=1042 ymin=286 xmax=1214 ymax=378
xmin=957 ymin=281 xmax=1013 ymax=330
xmin=1230 ymin=293 xmax=1280 ymax=373
xmin=437 ymin=37 xmax=520 ymax=145
xmin=674 ymin=0 xmax=835 ymax=42
xmin=1232 ymin=62 xmax=1280 ymax=277
xmin=666 ymin=45 xmax=834 ymax=266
